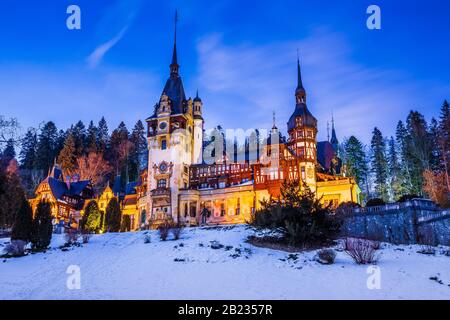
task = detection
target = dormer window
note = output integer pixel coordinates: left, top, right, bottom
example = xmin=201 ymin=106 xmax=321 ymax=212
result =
xmin=296 ymin=117 xmax=303 ymax=127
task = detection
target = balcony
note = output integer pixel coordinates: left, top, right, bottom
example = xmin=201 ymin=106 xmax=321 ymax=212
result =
xmin=151 ymin=188 xmax=171 ymax=197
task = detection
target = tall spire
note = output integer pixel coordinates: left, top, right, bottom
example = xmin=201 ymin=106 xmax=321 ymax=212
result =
xmin=295 ymin=50 xmax=306 ymax=104
xmin=330 ymin=113 xmax=339 ymax=152
xmin=170 ymin=10 xmax=179 ymax=77
xmin=272 ymin=111 xmax=277 ymax=130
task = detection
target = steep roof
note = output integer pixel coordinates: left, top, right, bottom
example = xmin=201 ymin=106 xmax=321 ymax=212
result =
xmin=48 ymin=178 xmax=91 ymax=200
xmin=287 ymin=103 xmax=317 ymax=131
xmin=317 ymin=141 xmax=335 ymax=171
xmin=162 ymin=75 xmax=186 ymax=115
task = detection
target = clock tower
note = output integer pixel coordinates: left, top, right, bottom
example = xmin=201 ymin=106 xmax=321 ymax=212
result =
xmin=287 ymin=56 xmax=318 ymax=192
xmin=145 ymin=13 xmax=202 ymax=224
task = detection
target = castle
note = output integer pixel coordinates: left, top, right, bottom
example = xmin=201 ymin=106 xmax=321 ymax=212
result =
xmin=30 ymin=22 xmax=361 ymax=230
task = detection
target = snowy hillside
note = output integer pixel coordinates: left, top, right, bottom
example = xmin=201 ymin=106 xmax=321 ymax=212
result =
xmin=1 ymin=225 xmax=449 ymax=300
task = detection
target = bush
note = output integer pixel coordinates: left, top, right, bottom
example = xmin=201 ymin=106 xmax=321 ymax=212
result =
xmin=171 ymin=224 xmax=183 ymax=240
xmin=3 ymin=240 xmax=27 ymax=257
xmin=64 ymin=228 xmax=80 ymax=246
xmin=120 ymin=215 xmax=131 ymax=232
xmin=344 ymin=238 xmax=379 ymax=265
xmin=316 ymin=249 xmax=336 ymax=265
xmin=252 ymin=181 xmax=341 ymax=247
xmin=365 ymin=198 xmax=385 ymax=207
xmin=158 ymin=221 xmax=171 ymax=241
xmin=81 ymin=233 xmax=91 ymax=244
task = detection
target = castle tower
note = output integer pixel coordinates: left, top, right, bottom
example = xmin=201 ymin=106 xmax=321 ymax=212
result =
xmin=287 ymin=55 xmax=318 ymax=191
xmin=145 ymin=11 xmax=197 ymax=224
xmin=193 ymin=90 xmax=204 ymax=164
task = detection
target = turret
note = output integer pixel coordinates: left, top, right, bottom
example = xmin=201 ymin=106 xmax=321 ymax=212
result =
xmin=193 ymin=90 xmax=204 ymax=164
xmin=286 ymin=55 xmax=317 ymax=191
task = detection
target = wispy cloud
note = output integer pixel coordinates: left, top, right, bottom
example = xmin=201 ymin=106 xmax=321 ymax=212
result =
xmin=87 ymin=26 xmax=129 ymax=69
xmin=86 ymin=0 xmax=142 ymax=69
xmin=195 ymin=30 xmax=449 ymax=143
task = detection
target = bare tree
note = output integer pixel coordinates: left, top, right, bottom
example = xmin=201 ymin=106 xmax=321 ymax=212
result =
xmin=76 ymin=152 xmax=112 ymax=189
xmin=0 ymin=116 xmax=20 ymax=145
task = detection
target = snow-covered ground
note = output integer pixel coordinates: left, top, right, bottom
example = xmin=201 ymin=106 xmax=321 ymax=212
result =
xmin=0 ymin=225 xmax=449 ymax=300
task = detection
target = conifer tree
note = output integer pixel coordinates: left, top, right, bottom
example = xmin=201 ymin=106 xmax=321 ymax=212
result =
xmin=97 ymin=117 xmax=109 ymax=153
xmin=86 ymin=121 xmax=98 ymax=152
xmin=81 ymin=200 xmax=102 ymax=233
xmin=406 ymin=111 xmax=432 ymax=194
xmin=55 ymin=130 xmax=67 ymax=160
xmin=437 ymin=100 xmax=449 ymax=190
xmin=343 ymin=136 xmax=369 ymax=194
xmin=57 ymin=133 xmax=77 ymax=175
xmin=130 ymin=120 xmax=147 ymax=181
xmin=370 ymin=127 xmax=388 ymax=201
xmin=35 ymin=121 xmax=58 ymax=173
xmin=396 ymin=121 xmax=414 ymax=194
xmin=31 ymin=201 xmax=53 ymax=251
xmin=105 ymin=197 xmax=121 ymax=232
xmin=71 ymin=120 xmax=87 ymax=156
xmin=19 ymin=129 xmax=37 ymax=170
xmin=0 ymin=170 xmax=26 ymax=228
xmin=387 ymin=136 xmax=404 ymax=201
xmin=11 ymin=198 xmax=33 ymax=242
xmin=1 ymin=139 xmax=16 ymax=169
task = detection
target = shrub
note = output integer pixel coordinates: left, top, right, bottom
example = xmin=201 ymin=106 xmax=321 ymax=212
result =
xmin=64 ymin=228 xmax=80 ymax=246
xmin=4 ymin=240 xmax=27 ymax=257
xmin=344 ymin=238 xmax=379 ymax=264
xmin=171 ymin=223 xmax=183 ymax=240
xmin=158 ymin=221 xmax=171 ymax=241
xmin=316 ymin=249 xmax=336 ymax=265
xmin=417 ymin=227 xmax=436 ymax=255
xmin=365 ymin=198 xmax=385 ymax=207
xmin=81 ymin=233 xmax=91 ymax=244
xmin=251 ymin=181 xmax=341 ymax=248
xmin=120 ymin=215 xmax=131 ymax=232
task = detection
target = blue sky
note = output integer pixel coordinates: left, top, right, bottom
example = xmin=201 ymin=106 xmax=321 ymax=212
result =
xmin=0 ymin=0 xmax=449 ymax=144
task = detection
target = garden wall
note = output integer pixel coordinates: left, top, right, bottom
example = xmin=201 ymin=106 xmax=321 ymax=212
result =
xmin=341 ymin=200 xmax=450 ymax=246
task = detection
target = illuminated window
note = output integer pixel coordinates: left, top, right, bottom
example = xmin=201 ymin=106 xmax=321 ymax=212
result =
xmin=220 ymin=203 xmax=226 ymax=216
xmin=157 ymin=179 xmax=167 ymax=189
